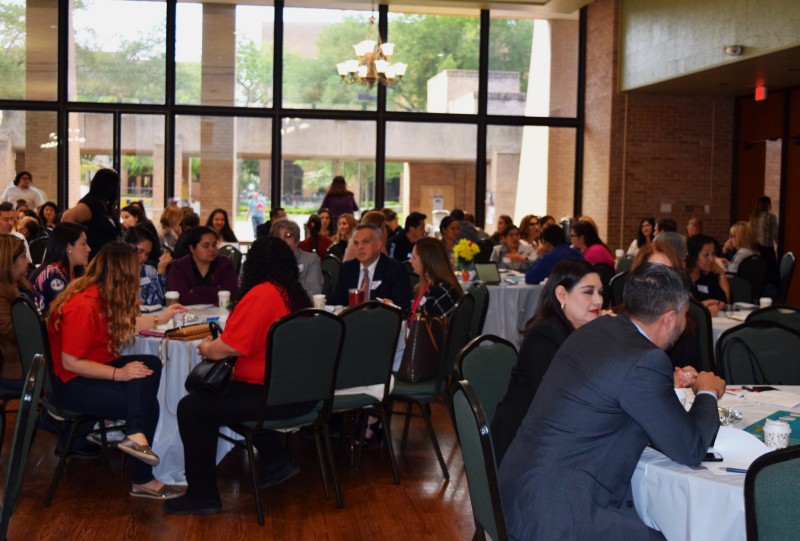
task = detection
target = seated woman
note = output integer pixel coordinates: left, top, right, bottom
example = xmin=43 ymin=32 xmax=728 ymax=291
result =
xmin=124 ymin=225 xmax=172 ymax=306
xmin=206 ymin=208 xmax=238 ymax=243
xmin=318 ymin=208 xmax=335 ymax=239
xmin=409 ymin=237 xmax=464 ymax=322
xmin=164 ymin=236 xmax=313 ymax=515
xmin=492 ymin=259 xmax=602 ymax=465
xmin=626 ymin=216 xmax=655 ymax=256
xmin=31 ymin=222 xmax=91 ymax=310
xmin=439 ymin=216 xmax=461 ymax=259
xmin=121 ymin=204 xmax=148 ymax=231
xmin=167 ymin=226 xmax=238 ymax=305
xmin=490 ymin=214 xmax=513 ymax=244
xmin=159 ymin=205 xmax=183 ymax=252
xmin=570 ymin=220 xmax=616 ymax=268
xmin=297 ymin=214 xmax=332 ymax=260
xmin=0 ymin=235 xmax=43 ymax=387
xmin=721 ymin=221 xmax=758 ymax=273
xmin=46 ymin=242 xmax=185 ymax=499
xmin=518 ymin=214 xmax=540 ymax=250
xmin=686 ymin=234 xmax=729 ymax=315
xmin=490 ymin=224 xmax=535 ymax=272
xmin=38 ymin=201 xmax=60 ymax=232
xmin=328 ymin=213 xmax=356 ymax=260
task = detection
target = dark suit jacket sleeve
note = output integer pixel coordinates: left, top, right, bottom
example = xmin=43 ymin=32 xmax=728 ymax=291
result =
xmin=619 ymin=350 xmax=719 ymax=466
xmin=379 ymin=256 xmax=412 ymax=313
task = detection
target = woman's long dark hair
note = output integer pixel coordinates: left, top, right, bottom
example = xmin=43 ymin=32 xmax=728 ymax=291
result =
xmin=38 ymin=201 xmax=60 ymax=227
xmin=685 ymin=234 xmax=716 ymax=273
xmin=636 ymin=216 xmax=655 ymax=248
xmin=751 ymin=196 xmax=771 ymax=219
xmin=305 ymin=214 xmax=322 ymax=253
xmin=326 ymin=176 xmax=353 ymax=196
xmin=232 ymin=236 xmax=311 ymax=314
xmin=86 ymin=169 xmax=120 ymax=217
xmin=206 ymin=208 xmax=238 ymax=242
xmin=523 ymin=259 xmax=598 ymax=333
xmin=31 ymin=222 xmax=88 ymax=285
xmin=572 ymin=220 xmax=613 ymax=257
xmin=413 ymin=237 xmax=464 ymax=297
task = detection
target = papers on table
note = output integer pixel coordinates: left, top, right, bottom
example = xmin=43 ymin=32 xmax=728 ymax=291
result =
xmin=744 ymin=389 xmax=800 ymax=408
xmin=706 ymin=426 xmax=769 ymax=476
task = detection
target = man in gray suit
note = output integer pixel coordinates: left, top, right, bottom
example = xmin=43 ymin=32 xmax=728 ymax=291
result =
xmin=271 ymin=219 xmax=323 ymax=298
xmin=499 ymin=263 xmax=725 ymax=540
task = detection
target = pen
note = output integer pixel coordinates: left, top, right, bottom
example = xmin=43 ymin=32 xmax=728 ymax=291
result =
xmin=721 ymin=467 xmax=747 ymax=474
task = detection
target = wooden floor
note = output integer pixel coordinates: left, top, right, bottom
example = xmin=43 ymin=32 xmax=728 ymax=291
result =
xmin=3 ymin=401 xmax=476 ymax=540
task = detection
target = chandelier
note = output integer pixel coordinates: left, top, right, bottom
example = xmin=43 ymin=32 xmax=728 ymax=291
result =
xmin=336 ymin=15 xmax=407 ymax=88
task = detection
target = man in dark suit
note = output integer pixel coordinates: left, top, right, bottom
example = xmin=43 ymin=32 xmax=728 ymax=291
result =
xmin=331 ymin=223 xmax=412 ymax=313
xmin=499 ymin=263 xmax=725 ymax=541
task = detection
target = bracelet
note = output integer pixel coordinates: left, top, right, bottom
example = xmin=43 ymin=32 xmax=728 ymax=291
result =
xmin=153 ymin=314 xmax=159 ymax=328
xmin=112 ymin=367 xmax=116 ymax=381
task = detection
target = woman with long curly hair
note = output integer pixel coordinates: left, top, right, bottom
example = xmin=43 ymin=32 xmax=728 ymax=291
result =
xmin=165 ymin=236 xmax=313 ymax=516
xmin=206 ymin=208 xmax=238 ymax=243
xmin=47 ymin=242 xmax=185 ymax=499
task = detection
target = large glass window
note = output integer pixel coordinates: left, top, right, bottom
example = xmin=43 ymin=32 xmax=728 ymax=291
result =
xmin=0 ymin=110 xmax=58 ymax=203
xmin=174 ymin=115 xmax=272 ymax=241
xmin=387 ymin=10 xmax=480 ymax=114
xmin=282 ymin=6 xmax=377 ymax=111
xmin=67 ymin=112 xmax=113 ymax=208
xmin=486 ymin=125 xmax=576 ymax=234
xmin=0 ymin=1 xmax=59 ymax=101
xmin=176 ymin=3 xmax=275 ymax=107
xmin=72 ymin=0 xmax=166 ymax=103
xmin=386 ymin=121 xmax=477 ymax=231
xmin=120 ymin=114 xmax=165 ymax=222
xmin=281 ymin=118 xmax=375 ymax=229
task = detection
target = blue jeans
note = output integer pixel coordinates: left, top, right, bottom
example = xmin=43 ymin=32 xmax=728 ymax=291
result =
xmin=58 ymin=355 xmax=162 ymax=484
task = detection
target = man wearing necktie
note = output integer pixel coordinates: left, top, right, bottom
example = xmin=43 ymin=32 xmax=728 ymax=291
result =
xmin=331 ymin=223 xmax=412 ymax=312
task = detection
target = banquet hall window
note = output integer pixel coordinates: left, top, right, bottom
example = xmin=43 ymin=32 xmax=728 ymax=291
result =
xmin=0 ymin=110 xmax=58 ymax=202
xmin=66 ymin=112 xmax=113 ymax=209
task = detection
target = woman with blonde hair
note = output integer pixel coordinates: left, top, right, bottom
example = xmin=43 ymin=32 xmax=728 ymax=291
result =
xmin=47 ymin=242 xmax=185 ymax=499
xmin=159 ymin=205 xmax=184 ymax=251
xmin=329 ymin=213 xmax=357 ymax=260
xmin=721 ymin=221 xmax=758 ymax=273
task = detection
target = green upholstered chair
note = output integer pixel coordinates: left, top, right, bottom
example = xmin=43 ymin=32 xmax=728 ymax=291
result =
xmin=687 ymin=297 xmax=715 ymax=374
xmin=745 ymin=444 xmax=800 ymax=541
xmin=466 ymin=281 xmax=490 ymax=340
xmin=746 ymin=304 xmax=800 ymax=333
xmin=716 ymin=320 xmax=800 ymax=385
xmin=455 ymin=334 xmax=517 ymax=426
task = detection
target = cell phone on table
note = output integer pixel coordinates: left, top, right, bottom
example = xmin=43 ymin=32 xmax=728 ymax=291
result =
xmin=702 ymin=452 xmax=723 ymax=462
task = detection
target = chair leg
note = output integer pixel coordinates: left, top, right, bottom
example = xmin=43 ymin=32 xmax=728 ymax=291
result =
xmin=312 ymin=428 xmax=330 ymax=499
xmin=45 ymin=418 xmax=82 ymax=507
xmin=355 ymin=411 xmax=369 ymax=469
xmin=322 ymin=423 xmax=344 ymax=509
xmin=377 ymin=405 xmax=401 ymax=485
xmin=401 ymin=401 xmax=413 ymax=450
xmin=419 ymin=401 xmax=449 ymax=480
xmin=244 ymin=433 xmax=265 ymax=526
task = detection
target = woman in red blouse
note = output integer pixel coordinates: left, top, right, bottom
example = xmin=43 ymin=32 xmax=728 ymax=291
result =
xmin=47 ymin=242 xmax=185 ymax=499
xmin=164 ymin=236 xmax=312 ymax=516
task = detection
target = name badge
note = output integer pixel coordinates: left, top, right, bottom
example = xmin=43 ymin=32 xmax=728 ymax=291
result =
xmin=697 ymin=284 xmax=709 ymax=294
xmin=371 ymin=280 xmax=382 ymax=290
xmin=140 ymin=276 xmax=151 ymax=286
xmin=297 ymin=263 xmax=304 ymax=272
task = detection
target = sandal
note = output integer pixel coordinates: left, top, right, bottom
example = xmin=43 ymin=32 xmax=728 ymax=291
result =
xmin=130 ymin=484 xmax=184 ymax=500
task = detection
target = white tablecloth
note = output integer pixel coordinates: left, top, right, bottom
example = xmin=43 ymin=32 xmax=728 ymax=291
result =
xmin=711 ymin=314 xmax=743 ymax=346
xmin=481 ymin=284 xmax=543 ymax=348
xmin=125 ymin=305 xmax=236 ymax=485
xmin=632 ymin=387 xmax=799 ymax=541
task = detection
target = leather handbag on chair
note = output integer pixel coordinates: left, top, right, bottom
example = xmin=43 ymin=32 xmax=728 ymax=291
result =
xmin=396 ymin=313 xmax=447 ymax=383
xmin=183 ymin=322 xmax=238 ymax=394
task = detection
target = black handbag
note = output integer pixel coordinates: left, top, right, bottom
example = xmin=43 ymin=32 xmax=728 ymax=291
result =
xmin=395 ymin=313 xmax=447 ymax=383
xmin=184 ymin=322 xmax=238 ymax=394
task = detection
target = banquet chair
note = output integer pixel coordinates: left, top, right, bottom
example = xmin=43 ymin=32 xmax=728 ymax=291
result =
xmin=226 ymin=309 xmax=345 ymax=525
xmin=466 ymin=282 xmax=489 ymax=339
xmin=0 ymin=354 xmax=45 ymax=541
xmin=726 ymin=273 xmax=753 ymax=305
xmin=593 ymin=263 xmax=616 ymax=309
xmin=389 ymin=293 xmax=475 ymax=481
xmin=321 ymin=255 xmax=341 ymax=295
xmin=737 ymin=255 xmax=767 ymax=303
xmin=218 ymin=244 xmax=243 ymax=276
xmin=11 ymin=296 xmax=120 ymax=506
xmin=744 ymin=444 xmax=800 ymax=541
xmin=687 ymin=298 xmax=715 ymax=373
xmin=715 ymin=320 xmax=800 ymax=385
xmin=28 ymin=237 xmax=48 ymax=265
xmin=455 ymin=335 xmax=517 ymax=426
xmin=616 ymin=253 xmax=635 ymax=274
xmin=0 ymin=376 xmax=20 ymax=451
xmin=608 ymin=271 xmax=627 ymax=307
xmin=746 ymin=305 xmax=800 ymax=333
xmin=452 ymin=381 xmax=508 ymax=541
xmin=332 ymin=301 xmax=402 ymax=483
xmin=778 ymin=252 xmax=795 ymax=303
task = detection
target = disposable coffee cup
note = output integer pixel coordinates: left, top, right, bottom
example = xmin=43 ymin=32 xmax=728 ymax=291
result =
xmin=759 ymin=297 xmax=773 ymax=308
xmin=763 ymin=420 xmax=791 ymax=449
xmin=218 ymin=290 xmax=231 ymax=310
xmin=313 ymin=294 xmax=326 ymax=309
xmin=165 ymin=291 xmax=179 ymax=306
xmin=615 ymin=249 xmax=625 ymax=259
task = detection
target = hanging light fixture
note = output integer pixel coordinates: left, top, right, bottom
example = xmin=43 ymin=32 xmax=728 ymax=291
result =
xmin=336 ymin=10 xmax=407 ymax=89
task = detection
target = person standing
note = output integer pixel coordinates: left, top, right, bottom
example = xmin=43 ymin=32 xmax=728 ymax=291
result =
xmin=1 ymin=171 xmax=46 ymax=211
xmin=246 ymin=192 xmax=267 ymax=237
xmin=61 ymin=168 xmax=121 ymax=258
xmin=319 ymin=176 xmax=358 ymax=221
xmin=499 ymin=263 xmax=724 ymax=540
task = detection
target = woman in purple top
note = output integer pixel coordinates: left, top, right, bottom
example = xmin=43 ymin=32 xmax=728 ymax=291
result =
xmin=570 ymin=220 xmax=616 ymax=268
xmin=319 ymin=176 xmax=358 ymax=221
xmin=166 ymin=226 xmax=238 ymax=305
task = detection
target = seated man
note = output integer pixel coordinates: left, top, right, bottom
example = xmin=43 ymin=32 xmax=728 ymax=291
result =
xmin=387 ymin=211 xmax=426 ymax=261
xmin=271 ymin=218 xmax=322 ymax=299
xmin=331 ymin=224 xmax=412 ymax=313
xmin=524 ymin=224 xmax=583 ymax=284
xmin=499 ymin=263 xmax=724 ymax=541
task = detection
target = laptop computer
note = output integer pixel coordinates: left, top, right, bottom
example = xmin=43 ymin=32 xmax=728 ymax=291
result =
xmin=474 ymin=262 xmax=501 ymax=285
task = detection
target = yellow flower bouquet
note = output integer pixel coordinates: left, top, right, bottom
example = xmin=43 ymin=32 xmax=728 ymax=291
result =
xmin=453 ymin=238 xmax=480 ymax=270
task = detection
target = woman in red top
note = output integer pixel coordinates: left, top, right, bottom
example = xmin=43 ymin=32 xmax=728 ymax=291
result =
xmin=164 ymin=236 xmax=312 ymax=516
xmin=47 ymin=242 xmax=186 ymax=499
xmin=297 ymin=214 xmax=333 ymax=260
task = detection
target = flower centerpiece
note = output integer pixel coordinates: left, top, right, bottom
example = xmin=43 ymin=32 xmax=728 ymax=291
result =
xmin=452 ymin=238 xmax=480 ymax=272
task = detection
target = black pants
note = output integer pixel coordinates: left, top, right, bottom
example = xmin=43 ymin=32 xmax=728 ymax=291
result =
xmin=58 ymin=355 xmax=161 ymax=485
xmin=177 ymin=381 xmax=314 ymax=500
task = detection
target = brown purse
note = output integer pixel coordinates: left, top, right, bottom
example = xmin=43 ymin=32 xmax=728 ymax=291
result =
xmin=395 ymin=313 xmax=447 ymax=383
